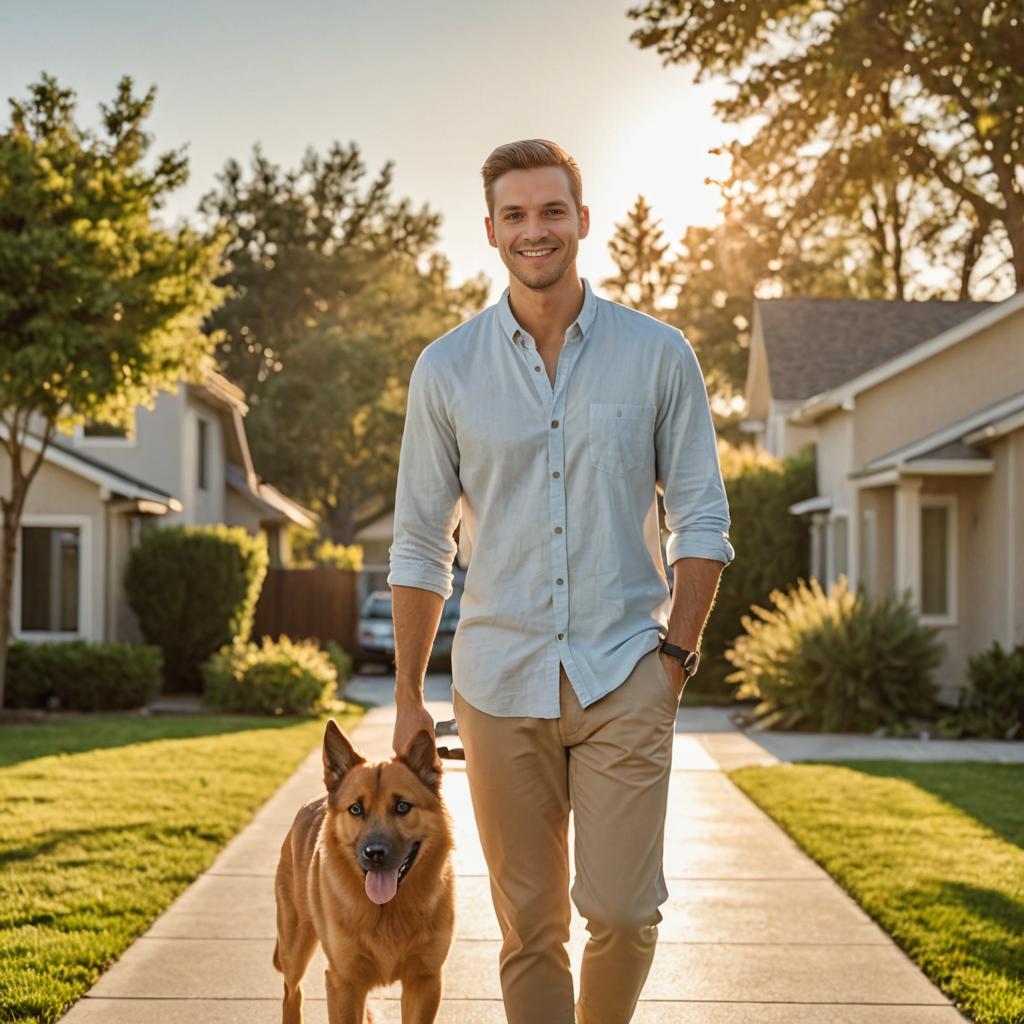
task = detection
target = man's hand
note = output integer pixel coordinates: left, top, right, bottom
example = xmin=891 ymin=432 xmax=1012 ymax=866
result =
xmin=393 ymin=695 xmax=436 ymax=758
xmin=658 ymin=650 xmax=687 ymax=701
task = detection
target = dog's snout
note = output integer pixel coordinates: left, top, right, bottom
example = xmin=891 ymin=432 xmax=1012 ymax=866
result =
xmin=362 ymin=841 xmax=390 ymax=864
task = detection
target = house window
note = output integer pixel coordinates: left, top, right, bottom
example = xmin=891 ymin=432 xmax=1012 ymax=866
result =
xmin=20 ymin=526 xmax=80 ymax=632
xmin=812 ymin=516 xmax=828 ymax=581
xmin=197 ymin=417 xmax=208 ymax=491
xmin=920 ymin=498 xmax=955 ymax=618
xmin=83 ymin=419 xmax=128 ymax=438
xmin=860 ymin=509 xmax=877 ymax=597
xmin=831 ymin=514 xmax=848 ymax=582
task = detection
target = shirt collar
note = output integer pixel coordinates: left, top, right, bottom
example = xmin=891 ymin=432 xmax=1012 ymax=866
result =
xmin=498 ymin=276 xmax=598 ymax=346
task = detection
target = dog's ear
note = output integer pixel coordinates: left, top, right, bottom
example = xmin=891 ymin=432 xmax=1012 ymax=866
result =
xmin=400 ymin=728 xmax=443 ymax=795
xmin=323 ymin=718 xmax=366 ymax=794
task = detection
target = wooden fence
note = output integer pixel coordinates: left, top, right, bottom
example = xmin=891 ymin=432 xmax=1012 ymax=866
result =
xmin=252 ymin=566 xmax=359 ymax=654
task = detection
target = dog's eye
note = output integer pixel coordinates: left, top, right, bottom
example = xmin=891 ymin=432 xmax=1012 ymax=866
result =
xmin=395 ymin=801 xmax=412 ymax=815
xmin=348 ymin=803 xmax=362 ymax=816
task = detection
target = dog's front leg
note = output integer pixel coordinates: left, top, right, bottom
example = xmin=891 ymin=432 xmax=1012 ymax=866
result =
xmin=399 ymin=970 xmax=443 ymax=1024
xmin=324 ymin=967 xmax=371 ymax=1024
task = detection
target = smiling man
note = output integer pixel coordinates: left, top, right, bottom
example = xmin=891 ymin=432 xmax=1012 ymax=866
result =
xmin=388 ymin=139 xmax=735 ymax=1024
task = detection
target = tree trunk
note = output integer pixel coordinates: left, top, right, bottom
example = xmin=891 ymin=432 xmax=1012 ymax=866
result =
xmin=0 ymin=413 xmax=56 ymax=710
xmin=327 ymin=502 xmax=358 ymax=546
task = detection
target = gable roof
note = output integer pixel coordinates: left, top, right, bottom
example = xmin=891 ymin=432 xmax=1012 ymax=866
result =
xmin=0 ymin=424 xmax=181 ymax=511
xmin=756 ymin=297 xmax=996 ymax=403
xmin=789 ymin=289 xmax=1024 ymax=424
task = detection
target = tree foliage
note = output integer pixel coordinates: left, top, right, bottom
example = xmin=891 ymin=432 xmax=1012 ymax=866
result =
xmin=627 ymin=0 xmax=1024 ymax=293
xmin=0 ymin=73 xmax=225 ymax=706
xmin=199 ymin=144 xmax=489 ymax=542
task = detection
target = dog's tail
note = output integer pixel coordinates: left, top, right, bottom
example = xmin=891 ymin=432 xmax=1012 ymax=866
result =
xmin=364 ymin=1009 xmax=376 ymax=1024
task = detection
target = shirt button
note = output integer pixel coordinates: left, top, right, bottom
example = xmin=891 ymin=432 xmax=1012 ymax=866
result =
xmin=557 ymin=633 xmax=565 ymax=640
xmin=551 ymin=419 xmax=559 ymax=428
xmin=556 ymin=578 xmax=564 ymax=585
xmin=534 ymin=365 xmax=541 ymax=372
xmin=554 ymin=526 xmax=562 ymax=534
xmin=552 ymin=471 xmax=560 ymax=478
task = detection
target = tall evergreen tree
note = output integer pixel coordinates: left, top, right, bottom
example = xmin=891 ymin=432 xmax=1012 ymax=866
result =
xmin=601 ymin=193 xmax=678 ymax=315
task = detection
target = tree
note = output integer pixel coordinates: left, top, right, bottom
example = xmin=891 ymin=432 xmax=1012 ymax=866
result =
xmin=601 ymin=193 xmax=678 ymax=315
xmin=0 ymin=74 xmax=225 ymax=707
xmin=199 ymin=143 xmax=489 ymax=543
xmin=627 ymin=0 xmax=1024 ymax=294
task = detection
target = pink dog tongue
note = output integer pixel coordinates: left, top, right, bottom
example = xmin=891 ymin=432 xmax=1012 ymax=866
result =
xmin=366 ymin=867 xmax=399 ymax=905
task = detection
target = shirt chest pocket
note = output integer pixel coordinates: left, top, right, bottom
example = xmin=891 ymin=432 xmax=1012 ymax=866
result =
xmin=588 ymin=402 xmax=655 ymax=476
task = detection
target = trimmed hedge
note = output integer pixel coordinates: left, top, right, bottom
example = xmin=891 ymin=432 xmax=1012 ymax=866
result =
xmin=686 ymin=440 xmax=817 ymax=697
xmin=124 ymin=524 xmax=268 ymax=692
xmin=725 ymin=575 xmax=944 ymax=732
xmin=201 ymin=635 xmax=338 ymax=715
xmin=3 ymin=640 xmax=162 ymax=711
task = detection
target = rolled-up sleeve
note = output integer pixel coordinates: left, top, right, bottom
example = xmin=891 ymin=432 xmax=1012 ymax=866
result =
xmin=386 ymin=352 xmax=462 ymax=599
xmin=655 ymin=331 xmax=736 ymax=568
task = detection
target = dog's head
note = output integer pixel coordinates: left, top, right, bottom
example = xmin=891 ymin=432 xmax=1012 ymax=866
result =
xmin=321 ymin=718 xmax=449 ymax=906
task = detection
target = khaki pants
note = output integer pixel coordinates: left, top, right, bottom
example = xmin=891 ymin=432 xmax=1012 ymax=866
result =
xmin=451 ymin=646 xmax=678 ymax=1024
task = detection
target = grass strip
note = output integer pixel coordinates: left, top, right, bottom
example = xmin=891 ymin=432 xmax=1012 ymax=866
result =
xmin=0 ymin=706 xmax=367 ymax=1023
xmin=727 ymin=761 xmax=1024 ymax=1024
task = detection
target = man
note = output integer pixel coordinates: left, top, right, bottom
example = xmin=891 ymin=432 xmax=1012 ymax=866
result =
xmin=388 ymin=139 xmax=735 ymax=1024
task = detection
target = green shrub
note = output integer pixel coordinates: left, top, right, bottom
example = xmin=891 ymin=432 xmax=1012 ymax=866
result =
xmin=124 ymin=524 xmax=269 ymax=692
xmin=937 ymin=640 xmax=1024 ymax=740
xmin=725 ymin=575 xmax=944 ymax=732
xmin=201 ymin=634 xmax=337 ymax=715
xmin=687 ymin=441 xmax=817 ymax=699
xmin=4 ymin=640 xmax=162 ymax=711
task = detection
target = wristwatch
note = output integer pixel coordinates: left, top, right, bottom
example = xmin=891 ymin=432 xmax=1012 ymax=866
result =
xmin=658 ymin=637 xmax=700 ymax=679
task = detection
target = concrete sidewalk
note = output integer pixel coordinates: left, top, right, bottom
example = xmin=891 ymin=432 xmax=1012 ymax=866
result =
xmin=59 ymin=673 xmax=976 ymax=1023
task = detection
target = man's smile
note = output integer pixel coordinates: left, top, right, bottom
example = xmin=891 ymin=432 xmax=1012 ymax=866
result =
xmin=518 ymin=247 xmax=557 ymax=260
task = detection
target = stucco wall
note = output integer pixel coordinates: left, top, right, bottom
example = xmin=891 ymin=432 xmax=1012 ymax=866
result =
xmin=853 ymin=309 xmax=1024 ymax=466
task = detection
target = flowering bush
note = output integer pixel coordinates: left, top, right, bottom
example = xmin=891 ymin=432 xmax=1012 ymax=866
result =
xmin=201 ymin=634 xmax=337 ymax=715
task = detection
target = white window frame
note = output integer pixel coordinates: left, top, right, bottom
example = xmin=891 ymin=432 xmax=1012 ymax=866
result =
xmin=12 ymin=514 xmax=93 ymax=642
xmin=919 ymin=493 xmax=957 ymax=626
xmin=72 ymin=411 xmax=137 ymax=448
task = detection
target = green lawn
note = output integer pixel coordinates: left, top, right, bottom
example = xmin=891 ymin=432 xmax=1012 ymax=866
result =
xmin=727 ymin=761 xmax=1024 ymax=1024
xmin=0 ymin=704 xmax=368 ymax=1024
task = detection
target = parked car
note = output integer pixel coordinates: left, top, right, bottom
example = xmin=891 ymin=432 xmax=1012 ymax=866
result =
xmin=354 ymin=590 xmax=395 ymax=671
xmin=354 ymin=585 xmax=462 ymax=673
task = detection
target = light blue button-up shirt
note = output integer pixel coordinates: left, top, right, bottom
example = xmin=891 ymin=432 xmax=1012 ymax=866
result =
xmin=387 ymin=276 xmax=735 ymax=717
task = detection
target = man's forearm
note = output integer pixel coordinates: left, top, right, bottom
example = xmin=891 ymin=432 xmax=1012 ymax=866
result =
xmin=663 ymin=556 xmax=724 ymax=651
xmin=391 ymin=584 xmax=445 ymax=705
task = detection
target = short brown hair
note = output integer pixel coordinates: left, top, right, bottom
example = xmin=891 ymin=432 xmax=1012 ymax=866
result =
xmin=481 ymin=139 xmax=583 ymax=221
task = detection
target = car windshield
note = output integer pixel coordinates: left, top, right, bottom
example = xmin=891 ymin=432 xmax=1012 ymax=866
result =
xmin=362 ymin=596 xmax=392 ymax=620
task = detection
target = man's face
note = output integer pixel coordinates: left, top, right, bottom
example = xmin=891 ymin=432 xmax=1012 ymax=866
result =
xmin=485 ymin=166 xmax=589 ymax=291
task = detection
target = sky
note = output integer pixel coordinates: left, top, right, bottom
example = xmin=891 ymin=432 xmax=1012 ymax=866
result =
xmin=3 ymin=0 xmax=742 ymax=306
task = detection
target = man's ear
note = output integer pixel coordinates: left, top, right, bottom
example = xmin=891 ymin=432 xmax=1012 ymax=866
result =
xmin=400 ymin=728 xmax=443 ymax=795
xmin=484 ymin=215 xmax=497 ymax=247
xmin=578 ymin=203 xmax=590 ymax=241
xmin=322 ymin=718 xmax=366 ymax=795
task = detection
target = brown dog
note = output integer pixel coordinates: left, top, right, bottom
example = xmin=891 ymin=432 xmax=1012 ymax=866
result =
xmin=273 ymin=719 xmax=456 ymax=1023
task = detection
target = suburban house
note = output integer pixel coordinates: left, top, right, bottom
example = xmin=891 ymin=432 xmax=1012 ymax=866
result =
xmin=2 ymin=364 xmax=318 ymax=647
xmin=742 ymin=290 xmax=1024 ymax=698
